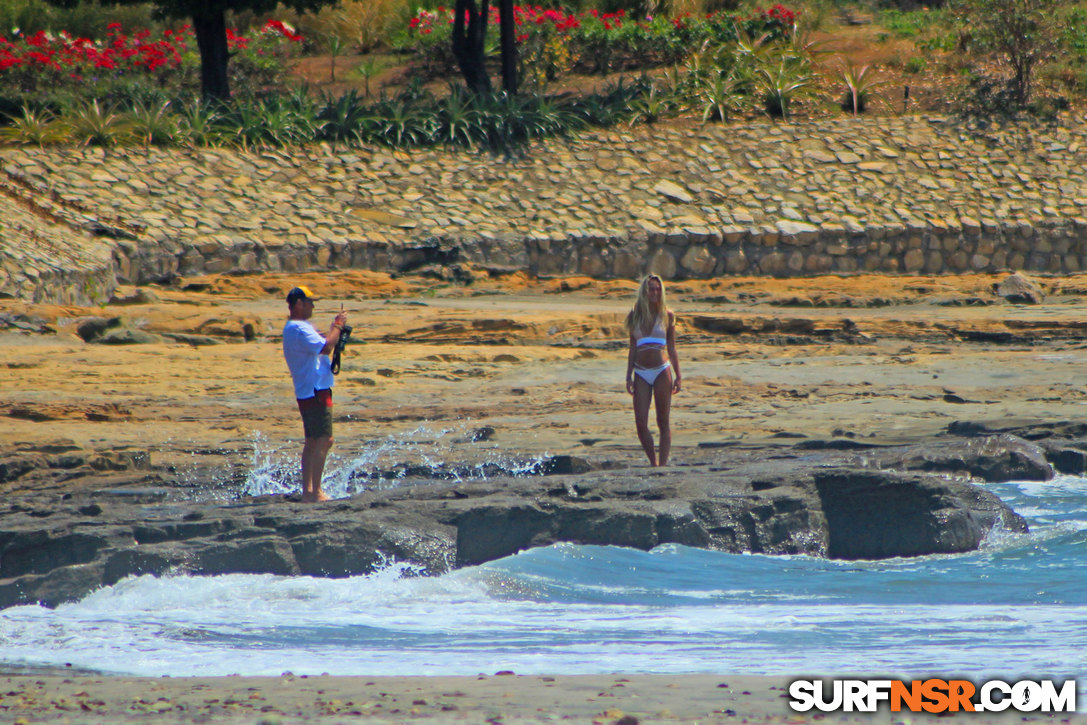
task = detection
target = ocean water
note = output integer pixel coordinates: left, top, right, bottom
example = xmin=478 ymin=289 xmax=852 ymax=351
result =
xmin=0 ymin=475 xmax=1084 ymax=690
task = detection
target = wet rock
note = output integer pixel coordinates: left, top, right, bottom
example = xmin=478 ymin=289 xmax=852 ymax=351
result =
xmin=88 ymin=448 xmax=149 ymax=472
xmin=813 ymin=468 xmax=1025 ymax=559
xmin=193 ymin=536 xmax=300 ymax=576
xmin=868 ymin=435 xmax=1053 ymax=482
xmin=794 ymin=438 xmax=882 ymax=450
xmin=0 ymin=455 xmax=46 ymax=483
xmin=1041 ymin=444 xmax=1087 ymax=475
xmin=536 ymin=455 xmax=593 ymax=475
xmin=469 ymin=426 xmax=496 ymax=442
xmin=0 ymin=454 xmax=1028 ymax=608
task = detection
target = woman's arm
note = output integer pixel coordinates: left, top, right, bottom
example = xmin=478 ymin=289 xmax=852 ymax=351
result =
xmin=626 ymin=332 xmax=637 ymax=395
xmin=667 ymin=311 xmax=681 ymax=393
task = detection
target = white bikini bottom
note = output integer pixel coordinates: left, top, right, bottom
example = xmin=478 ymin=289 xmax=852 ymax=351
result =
xmin=633 ymin=361 xmax=671 ymax=386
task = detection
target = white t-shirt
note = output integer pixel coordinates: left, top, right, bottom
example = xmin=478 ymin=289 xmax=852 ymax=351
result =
xmin=283 ymin=319 xmax=334 ymax=400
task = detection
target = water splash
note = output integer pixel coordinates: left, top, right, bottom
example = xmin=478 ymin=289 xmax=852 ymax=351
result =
xmin=242 ymin=423 xmax=550 ymax=499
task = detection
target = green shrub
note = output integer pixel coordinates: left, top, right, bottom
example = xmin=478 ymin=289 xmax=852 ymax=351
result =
xmin=0 ymin=0 xmax=56 ymax=36
xmin=879 ymin=8 xmax=945 ymax=37
xmin=904 ymin=55 xmax=927 ymax=74
xmin=951 ymin=0 xmax=1059 ymax=106
xmin=0 ymin=0 xmax=160 ymax=38
xmin=54 ymin=1 xmax=161 ymax=39
xmin=1061 ymin=6 xmax=1087 ymax=57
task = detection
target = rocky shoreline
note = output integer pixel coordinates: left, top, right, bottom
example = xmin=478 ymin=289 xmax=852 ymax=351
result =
xmin=5 ymin=114 xmax=1087 ymax=303
xmin=0 ymin=421 xmax=1074 ymax=609
xmin=3 ymin=265 xmax=1087 ymax=610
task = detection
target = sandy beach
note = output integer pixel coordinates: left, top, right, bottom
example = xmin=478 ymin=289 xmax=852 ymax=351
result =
xmin=2 ymin=672 xmax=1082 ymax=724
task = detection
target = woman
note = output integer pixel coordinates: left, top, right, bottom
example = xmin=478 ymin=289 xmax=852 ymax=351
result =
xmin=625 ymin=274 xmax=681 ymax=466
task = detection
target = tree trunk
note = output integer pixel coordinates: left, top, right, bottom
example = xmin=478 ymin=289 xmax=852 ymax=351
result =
xmin=192 ymin=7 xmax=231 ymax=101
xmin=452 ymin=0 xmax=491 ymax=95
xmin=498 ymin=0 xmax=517 ymax=95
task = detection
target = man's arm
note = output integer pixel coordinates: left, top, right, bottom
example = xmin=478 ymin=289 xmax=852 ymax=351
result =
xmin=320 ymin=311 xmax=349 ymax=354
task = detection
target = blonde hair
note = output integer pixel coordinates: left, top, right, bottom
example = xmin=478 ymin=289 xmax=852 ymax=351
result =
xmin=625 ymin=274 xmax=669 ymax=337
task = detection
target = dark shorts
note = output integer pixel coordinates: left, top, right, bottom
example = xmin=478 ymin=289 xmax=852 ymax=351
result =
xmin=297 ymin=388 xmax=333 ymax=439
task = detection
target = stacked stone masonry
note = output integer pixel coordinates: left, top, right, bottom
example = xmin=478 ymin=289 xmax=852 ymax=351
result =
xmin=3 ymin=114 xmax=1087 ymax=303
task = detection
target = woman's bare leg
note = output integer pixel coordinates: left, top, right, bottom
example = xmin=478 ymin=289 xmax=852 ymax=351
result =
xmin=653 ymin=370 xmax=674 ymax=466
xmin=632 ymin=376 xmax=657 ymax=466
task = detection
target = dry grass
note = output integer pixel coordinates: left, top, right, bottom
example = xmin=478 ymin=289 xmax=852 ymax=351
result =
xmin=281 ymin=0 xmax=414 ymax=53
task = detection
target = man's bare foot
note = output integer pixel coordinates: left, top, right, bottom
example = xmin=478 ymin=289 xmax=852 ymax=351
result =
xmin=308 ymin=490 xmax=331 ymax=502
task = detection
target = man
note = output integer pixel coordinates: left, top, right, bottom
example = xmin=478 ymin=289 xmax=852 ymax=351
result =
xmin=283 ymin=285 xmax=347 ymax=502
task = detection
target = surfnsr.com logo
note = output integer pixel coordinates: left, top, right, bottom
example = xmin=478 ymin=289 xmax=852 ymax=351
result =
xmin=788 ymin=679 xmax=1077 ymax=713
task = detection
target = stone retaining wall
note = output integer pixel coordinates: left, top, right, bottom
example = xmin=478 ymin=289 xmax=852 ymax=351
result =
xmin=0 ymin=186 xmax=116 ymax=304
xmin=3 ymin=113 xmax=1087 ymax=303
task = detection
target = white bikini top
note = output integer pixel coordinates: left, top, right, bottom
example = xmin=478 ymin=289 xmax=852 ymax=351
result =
xmin=636 ymin=319 xmax=668 ymax=348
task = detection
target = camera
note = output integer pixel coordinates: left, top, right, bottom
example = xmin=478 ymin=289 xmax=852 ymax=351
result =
xmin=331 ymin=324 xmax=352 ymax=375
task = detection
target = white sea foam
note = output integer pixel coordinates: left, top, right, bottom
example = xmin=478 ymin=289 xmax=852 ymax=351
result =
xmin=242 ymin=423 xmax=548 ymax=499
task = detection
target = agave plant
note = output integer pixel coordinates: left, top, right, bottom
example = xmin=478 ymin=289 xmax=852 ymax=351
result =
xmin=177 ymin=99 xmax=227 ymax=148
xmin=733 ymin=27 xmax=774 ymax=64
xmin=681 ymin=48 xmax=714 ymax=91
xmin=787 ymin=28 xmax=831 ymax=63
xmin=0 ymin=106 xmax=70 ymax=147
xmin=260 ymin=102 xmax=320 ymax=147
xmin=129 ymin=99 xmax=181 ymax=148
xmin=363 ymin=95 xmax=433 ymax=148
xmin=564 ymin=93 xmax=618 ymax=128
xmin=752 ymin=52 xmax=814 ymax=118
xmin=522 ymin=93 xmax=581 ymax=140
xmin=218 ymin=99 xmax=267 ymax=149
xmin=433 ymin=85 xmax=484 ymax=148
xmin=696 ymin=69 xmax=746 ymax=122
xmin=473 ymin=92 xmax=524 ymax=152
xmin=217 ymin=96 xmax=319 ymax=149
xmin=627 ymin=81 xmax=678 ymax=127
xmin=318 ymin=89 xmax=368 ymax=148
xmin=567 ymin=77 xmax=650 ymax=127
xmin=837 ymin=61 xmax=887 ymax=115
xmin=66 ymin=99 xmax=135 ymax=148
